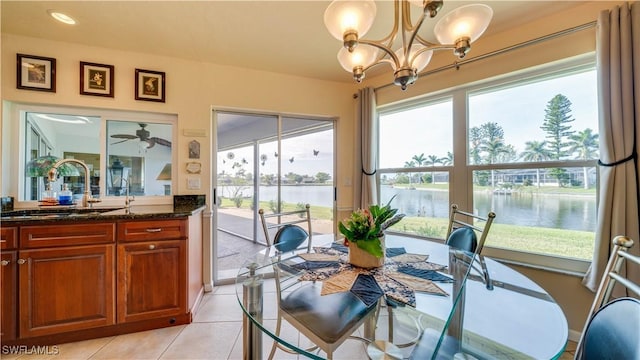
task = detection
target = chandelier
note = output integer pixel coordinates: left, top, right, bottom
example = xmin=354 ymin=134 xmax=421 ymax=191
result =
xmin=324 ymin=0 xmax=493 ymax=90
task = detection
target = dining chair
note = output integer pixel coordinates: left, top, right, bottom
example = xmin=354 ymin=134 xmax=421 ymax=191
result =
xmin=445 ymin=204 xmax=496 ymax=254
xmin=259 ymin=204 xmax=313 ymax=251
xmin=259 ymin=205 xmax=377 ymax=359
xmin=575 ymin=235 xmax=640 ymax=360
xmin=386 ymin=204 xmax=496 ymax=347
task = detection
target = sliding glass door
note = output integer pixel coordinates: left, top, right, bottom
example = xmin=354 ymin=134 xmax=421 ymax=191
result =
xmin=213 ymin=110 xmax=335 ymax=282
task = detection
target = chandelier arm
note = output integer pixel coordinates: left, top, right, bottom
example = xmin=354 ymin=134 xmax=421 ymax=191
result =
xmin=401 ymin=0 xmax=426 ymax=39
xmin=414 ymin=35 xmax=441 ymax=48
xmin=362 ymin=58 xmax=395 ymax=73
xmin=358 ymin=39 xmax=402 ymax=69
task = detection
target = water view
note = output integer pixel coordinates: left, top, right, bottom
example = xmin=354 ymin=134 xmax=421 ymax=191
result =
xmin=221 ymin=184 xmax=597 ymax=232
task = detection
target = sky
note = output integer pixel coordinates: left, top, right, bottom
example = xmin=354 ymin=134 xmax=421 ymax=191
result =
xmin=218 ymin=130 xmax=334 ymax=179
xmin=217 ymin=69 xmax=598 ymax=175
xmin=379 ymin=69 xmax=598 ymax=168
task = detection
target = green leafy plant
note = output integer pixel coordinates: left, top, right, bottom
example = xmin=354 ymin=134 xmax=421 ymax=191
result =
xmin=338 ymin=196 xmax=405 ymax=258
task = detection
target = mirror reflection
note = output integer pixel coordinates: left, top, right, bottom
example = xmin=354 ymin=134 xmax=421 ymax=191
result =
xmin=107 ymin=121 xmax=172 ymax=197
xmin=23 ymin=111 xmax=173 ymax=202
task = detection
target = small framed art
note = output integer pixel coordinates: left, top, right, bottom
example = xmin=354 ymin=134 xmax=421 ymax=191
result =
xmin=80 ymin=61 xmax=114 ymax=97
xmin=135 ymin=69 xmax=165 ymax=102
xmin=17 ymin=53 xmax=56 ymax=92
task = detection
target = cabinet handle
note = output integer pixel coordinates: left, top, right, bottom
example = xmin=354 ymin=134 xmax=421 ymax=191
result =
xmin=149 ymin=244 xmax=156 ymax=250
xmin=17 ymin=259 xmax=26 ymax=265
xmin=1 ymin=260 xmax=9 ymax=266
xmin=145 ymin=228 xmax=162 ymax=233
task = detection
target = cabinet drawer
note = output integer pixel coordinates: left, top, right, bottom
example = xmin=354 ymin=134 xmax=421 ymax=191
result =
xmin=1 ymin=227 xmax=17 ymax=250
xmin=20 ymin=223 xmax=115 ymax=248
xmin=117 ymin=219 xmax=187 ymax=242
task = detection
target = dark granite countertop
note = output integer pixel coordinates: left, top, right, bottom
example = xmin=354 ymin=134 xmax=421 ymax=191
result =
xmin=0 ymin=204 xmax=206 ymax=225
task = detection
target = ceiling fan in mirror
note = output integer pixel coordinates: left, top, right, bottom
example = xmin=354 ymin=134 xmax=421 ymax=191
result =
xmin=110 ymin=123 xmax=171 ymax=149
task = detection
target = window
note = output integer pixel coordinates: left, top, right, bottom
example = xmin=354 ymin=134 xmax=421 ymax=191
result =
xmin=379 ymin=99 xmax=453 ymax=240
xmin=378 ymin=58 xmax=598 ymax=271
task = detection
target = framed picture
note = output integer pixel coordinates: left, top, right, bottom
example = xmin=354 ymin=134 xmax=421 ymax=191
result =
xmin=17 ymin=53 xmax=56 ymax=92
xmin=188 ymin=140 xmax=201 ymax=159
xmin=135 ymin=69 xmax=165 ymax=102
xmin=80 ymin=61 xmax=114 ymax=97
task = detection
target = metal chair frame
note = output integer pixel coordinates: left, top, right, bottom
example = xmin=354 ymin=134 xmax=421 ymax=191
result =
xmin=259 ymin=204 xmax=312 ymax=251
xmin=575 ymin=235 xmax=640 ymax=359
xmin=259 ymin=204 xmax=374 ymax=359
xmin=388 ymin=204 xmax=496 ymax=348
xmin=446 ymin=204 xmax=496 ymax=254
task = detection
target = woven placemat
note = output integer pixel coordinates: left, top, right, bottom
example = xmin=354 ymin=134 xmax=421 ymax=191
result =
xmin=299 ymin=253 xmax=340 ymax=262
xmin=321 ymin=269 xmax=360 ymax=295
xmin=387 ymin=271 xmax=448 ymax=297
xmin=388 ymin=253 xmax=429 ymax=263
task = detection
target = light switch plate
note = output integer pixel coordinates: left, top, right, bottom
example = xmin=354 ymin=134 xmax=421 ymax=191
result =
xmin=187 ymin=177 xmax=201 ymax=190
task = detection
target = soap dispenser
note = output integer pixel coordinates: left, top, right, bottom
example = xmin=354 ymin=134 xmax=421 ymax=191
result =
xmin=58 ymin=184 xmax=73 ymax=205
xmin=41 ymin=185 xmax=57 ymax=205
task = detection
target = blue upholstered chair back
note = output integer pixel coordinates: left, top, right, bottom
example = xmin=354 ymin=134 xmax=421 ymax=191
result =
xmin=579 ymin=297 xmax=640 ymax=360
xmin=273 ymin=224 xmax=308 ymax=252
xmin=446 ymin=226 xmax=478 ymax=253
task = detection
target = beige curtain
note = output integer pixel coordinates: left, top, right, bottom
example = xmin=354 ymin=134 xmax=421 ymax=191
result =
xmin=354 ymin=87 xmax=378 ymax=209
xmin=583 ymin=2 xmax=640 ymax=293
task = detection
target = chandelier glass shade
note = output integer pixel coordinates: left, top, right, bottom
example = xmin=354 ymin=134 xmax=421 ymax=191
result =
xmin=324 ymin=0 xmax=493 ymax=90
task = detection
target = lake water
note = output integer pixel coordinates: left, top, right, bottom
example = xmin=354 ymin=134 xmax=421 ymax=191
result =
xmin=222 ymin=185 xmax=597 ymax=232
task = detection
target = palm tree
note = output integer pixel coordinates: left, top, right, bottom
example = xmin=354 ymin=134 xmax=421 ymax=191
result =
xmin=521 ymin=140 xmax=552 ymax=188
xmin=411 ymin=153 xmax=426 ymax=183
xmin=425 ymin=154 xmax=442 ymax=184
xmin=480 ymin=122 xmax=509 ymax=187
xmin=440 ymin=151 xmax=453 ymax=166
xmin=404 ymin=160 xmax=416 ymax=188
xmin=569 ymin=128 xmax=599 ymax=189
xmin=469 ymin=127 xmax=483 ymax=165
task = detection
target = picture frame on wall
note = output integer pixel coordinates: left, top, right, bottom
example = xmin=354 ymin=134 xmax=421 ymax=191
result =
xmin=17 ymin=53 xmax=56 ymax=92
xmin=80 ymin=61 xmax=114 ymax=97
xmin=135 ymin=69 xmax=165 ymax=102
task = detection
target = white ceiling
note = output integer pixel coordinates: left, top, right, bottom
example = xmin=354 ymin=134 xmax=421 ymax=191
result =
xmin=2 ymin=1 xmax=587 ymax=84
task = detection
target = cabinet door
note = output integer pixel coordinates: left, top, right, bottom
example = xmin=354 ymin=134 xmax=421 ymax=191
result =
xmin=1 ymin=251 xmax=17 ymax=341
xmin=117 ymin=240 xmax=186 ymax=323
xmin=19 ymin=245 xmax=115 ymax=338
xmin=1 ymin=226 xmax=17 ymax=249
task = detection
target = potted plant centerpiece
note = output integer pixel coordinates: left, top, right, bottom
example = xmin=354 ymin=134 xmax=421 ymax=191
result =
xmin=339 ymin=196 xmax=405 ymax=268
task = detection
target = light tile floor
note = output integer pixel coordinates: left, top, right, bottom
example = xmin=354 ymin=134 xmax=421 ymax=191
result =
xmin=1 ymin=282 xmax=577 ymax=360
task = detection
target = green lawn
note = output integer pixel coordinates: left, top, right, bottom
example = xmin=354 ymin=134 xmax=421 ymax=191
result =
xmin=397 ymin=216 xmax=594 ymax=260
xmin=219 ymin=198 xmax=594 ymax=260
xmin=218 ymin=198 xmax=333 ymax=219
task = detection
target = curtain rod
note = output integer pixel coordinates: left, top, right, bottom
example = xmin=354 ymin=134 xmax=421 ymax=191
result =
xmin=374 ymin=21 xmax=597 ymax=92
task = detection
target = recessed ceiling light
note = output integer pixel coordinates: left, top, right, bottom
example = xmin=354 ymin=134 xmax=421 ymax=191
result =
xmin=36 ymin=114 xmax=91 ymax=124
xmin=47 ymin=10 xmax=76 ymax=25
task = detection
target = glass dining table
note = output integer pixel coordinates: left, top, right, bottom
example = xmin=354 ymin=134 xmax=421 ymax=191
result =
xmin=235 ymin=233 xmax=568 ymax=360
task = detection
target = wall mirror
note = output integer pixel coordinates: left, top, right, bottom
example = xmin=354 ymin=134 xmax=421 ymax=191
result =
xmin=20 ymin=108 xmax=174 ymax=202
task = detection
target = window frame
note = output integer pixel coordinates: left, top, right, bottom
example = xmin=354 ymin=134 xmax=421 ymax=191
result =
xmin=377 ymin=55 xmax=597 ymax=274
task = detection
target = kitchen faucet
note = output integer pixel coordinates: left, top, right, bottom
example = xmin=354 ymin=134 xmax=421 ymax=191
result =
xmin=48 ymin=158 xmax=99 ymax=208
xmin=122 ymin=176 xmax=135 ymax=210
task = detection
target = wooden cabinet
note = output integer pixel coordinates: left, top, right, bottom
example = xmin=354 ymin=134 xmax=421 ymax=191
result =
xmin=19 ymin=244 xmax=115 ymax=338
xmin=17 ymin=223 xmax=115 ymax=338
xmin=2 ymin=250 xmax=17 ymax=342
xmin=1 ymin=212 xmax=202 ymax=345
xmin=1 ymin=227 xmax=18 ymax=342
xmin=1 ymin=226 xmax=17 ymax=249
xmin=117 ymin=219 xmax=187 ymax=323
